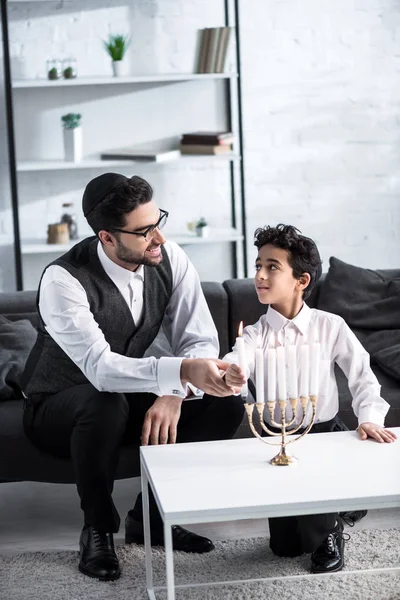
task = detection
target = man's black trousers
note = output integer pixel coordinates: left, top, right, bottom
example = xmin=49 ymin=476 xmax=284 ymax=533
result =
xmin=23 ymin=385 xmax=245 ymax=533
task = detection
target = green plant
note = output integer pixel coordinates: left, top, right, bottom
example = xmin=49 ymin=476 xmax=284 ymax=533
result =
xmin=63 ymin=66 xmax=75 ymax=79
xmin=103 ymin=34 xmax=130 ymax=61
xmin=196 ymin=217 xmax=208 ymax=228
xmin=61 ymin=113 xmax=82 ymax=129
xmin=48 ymin=67 xmax=59 ymax=80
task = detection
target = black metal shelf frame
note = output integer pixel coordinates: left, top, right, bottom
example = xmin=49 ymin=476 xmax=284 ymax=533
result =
xmin=2 ymin=0 xmax=247 ymax=288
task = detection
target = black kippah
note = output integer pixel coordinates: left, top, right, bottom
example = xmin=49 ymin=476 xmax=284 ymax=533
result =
xmin=82 ymin=172 xmax=129 ymax=217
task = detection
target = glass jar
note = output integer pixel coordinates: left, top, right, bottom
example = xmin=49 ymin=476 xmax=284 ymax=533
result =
xmin=61 ymin=203 xmax=79 ymax=240
xmin=47 ymin=59 xmax=62 ymax=80
xmin=62 ymin=58 xmax=77 ymax=79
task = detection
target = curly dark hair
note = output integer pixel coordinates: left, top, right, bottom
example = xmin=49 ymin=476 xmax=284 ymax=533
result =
xmin=254 ymin=224 xmax=322 ymax=300
xmin=86 ymin=175 xmax=153 ymax=234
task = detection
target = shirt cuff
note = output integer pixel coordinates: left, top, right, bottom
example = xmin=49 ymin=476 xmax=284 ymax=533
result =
xmin=357 ymin=404 xmax=389 ymax=428
xmin=157 ymin=357 xmax=186 ymax=398
xmin=183 ymin=382 xmax=204 ymax=401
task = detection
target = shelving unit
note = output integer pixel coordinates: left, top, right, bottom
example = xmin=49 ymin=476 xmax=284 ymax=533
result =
xmin=21 ymin=229 xmax=244 ymax=255
xmin=3 ymin=0 xmax=247 ymax=289
xmin=17 ymin=153 xmax=241 ymax=172
xmin=12 ymin=73 xmax=236 ymax=88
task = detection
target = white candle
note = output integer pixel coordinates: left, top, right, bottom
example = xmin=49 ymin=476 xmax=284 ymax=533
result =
xmin=267 ymin=348 xmax=277 ymax=401
xmin=276 ymin=346 xmax=287 ymax=401
xmin=236 ymin=322 xmax=248 ymax=397
xmin=299 ymin=345 xmax=310 ymax=397
xmin=255 ymin=348 xmax=264 ymax=404
xmin=310 ymin=342 xmax=321 ymax=396
xmin=287 ymin=345 xmax=298 ymax=399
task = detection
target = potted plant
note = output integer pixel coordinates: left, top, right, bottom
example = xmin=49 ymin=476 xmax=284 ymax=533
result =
xmin=47 ymin=59 xmax=62 ymax=80
xmin=61 ymin=113 xmax=82 ymax=162
xmin=103 ymin=34 xmax=130 ymax=77
xmin=195 ymin=217 xmax=209 ymax=238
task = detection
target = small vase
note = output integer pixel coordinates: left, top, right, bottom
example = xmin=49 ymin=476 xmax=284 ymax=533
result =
xmin=112 ymin=61 xmax=122 ymax=77
xmin=195 ymin=226 xmax=209 ymax=238
xmin=63 ymin=127 xmax=82 ymax=162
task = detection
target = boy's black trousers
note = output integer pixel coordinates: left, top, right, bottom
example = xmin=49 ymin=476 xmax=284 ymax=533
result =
xmin=23 ymin=384 xmax=245 ymax=533
xmin=265 ymin=415 xmax=348 ymax=556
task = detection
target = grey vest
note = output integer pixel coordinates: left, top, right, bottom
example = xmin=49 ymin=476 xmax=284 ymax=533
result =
xmin=22 ymin=237 xmax=173 ymax=396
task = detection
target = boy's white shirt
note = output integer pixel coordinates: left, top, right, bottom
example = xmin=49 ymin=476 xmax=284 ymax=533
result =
xmin=223 ymin=303 xmax=389 ymax=427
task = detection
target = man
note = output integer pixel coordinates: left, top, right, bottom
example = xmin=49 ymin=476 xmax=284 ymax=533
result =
xmin=22 ymin=173 xmax=244 ymax=581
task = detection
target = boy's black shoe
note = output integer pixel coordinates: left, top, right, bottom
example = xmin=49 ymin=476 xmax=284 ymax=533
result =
xmin=339 ymin=510 xmax=368 ymax=527
xmin=125 ymin=512 xmax=215 ymax=553
xmin=79 ymin=525 xmax=120 ymax=581
xmin=310 ymin=520 xmax=347 ymax=574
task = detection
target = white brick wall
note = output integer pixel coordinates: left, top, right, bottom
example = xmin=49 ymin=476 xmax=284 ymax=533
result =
xmin=240 ymin=0 xmax=400 ymax=273
xmin=3 ymin=0 xmax=400 ymax=290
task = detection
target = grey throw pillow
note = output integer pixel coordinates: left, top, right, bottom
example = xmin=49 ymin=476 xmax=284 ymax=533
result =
xmin=0 ymin=316 xmax=37 ymax=400
xmin=363 ymin=330 xmax=400 ymax=381
xmin=318 ymin=257 xmax=400 ymax=330
xmin=374 ymin=345 xmax=400 ymax=381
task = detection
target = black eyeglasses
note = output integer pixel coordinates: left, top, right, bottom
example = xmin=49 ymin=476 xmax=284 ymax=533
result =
xmin=109 ymin=209 xmax=169 ymax=241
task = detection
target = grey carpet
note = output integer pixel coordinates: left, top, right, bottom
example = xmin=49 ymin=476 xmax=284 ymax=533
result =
xmin=1 ymin=529 xmax=399 ymax=600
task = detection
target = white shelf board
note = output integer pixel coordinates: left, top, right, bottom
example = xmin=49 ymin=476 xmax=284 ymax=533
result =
xmin=17 ymin=154 xmax=240 ymax=172
xmin=12 ymin=73 xmax=237 ymax=89
xmin=21 ymin=231 xmax=243 ymax=255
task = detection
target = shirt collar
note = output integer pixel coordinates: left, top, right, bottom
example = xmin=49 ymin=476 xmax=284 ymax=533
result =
xmin=266 ymin=303 xmax=312 ymax=336
xmin=97 ymin=241 xmax=144 ymax=290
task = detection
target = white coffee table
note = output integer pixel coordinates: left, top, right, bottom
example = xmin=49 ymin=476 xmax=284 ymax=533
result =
xmin=140 ymin=428 xmax=400 ymax=600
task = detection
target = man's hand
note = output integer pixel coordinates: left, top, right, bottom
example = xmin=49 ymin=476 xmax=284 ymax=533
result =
xmin=141 ymin=395 xmax=183 ymax=446
xmin=225 ymin=363 xmax=246 ymax=394
xmin=181 ymin=358 xmax=235 ymax=397
xmin=357 ymin=422 xmax=397 ymax=443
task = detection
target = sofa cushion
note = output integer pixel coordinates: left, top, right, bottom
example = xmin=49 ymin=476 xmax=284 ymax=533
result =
xmin=0 ymin=400 xmax=142 ymax=483
xmin=362 ymin=330 xmax=400 ymax=381
xmin=223 ymin=279 xmax=266 ymax=351
xmin=0 ymin=316 xmax=37 ymax=400
xmin=318 ymin=257 xmax=400 ymax=330
xmin=201 ymin=282 xmax=229 ymax=357
xmin=334 ymin=365 xmax=399 ymax=429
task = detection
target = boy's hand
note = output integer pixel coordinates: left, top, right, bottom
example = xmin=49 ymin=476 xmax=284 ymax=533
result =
xmin=357 ymin=422 xmax=397 ymax=443
xmin=225 ymin=363 xmax=247 ymax=394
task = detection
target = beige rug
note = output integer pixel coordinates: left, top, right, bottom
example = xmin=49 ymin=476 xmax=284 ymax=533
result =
xmin=1 ymin=529 xmax=399 ymax=600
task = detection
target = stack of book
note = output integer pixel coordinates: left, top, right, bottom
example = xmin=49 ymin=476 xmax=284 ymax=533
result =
xmin=101 ymin=139 xmax=181 ymax=163
xmin=180 ymin=131 xmax=234 ymax=155
xmin=196 ymin=27 xmax=233 ymax=74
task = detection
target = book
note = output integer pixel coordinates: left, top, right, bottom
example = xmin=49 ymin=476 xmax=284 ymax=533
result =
xmin=197 ymin=28 xmax=212 ymax=74
xmin=180 ymin=144 xmax=232 ymax=155
xmin=204 ymin=27 xmax=222 ymax=73
xmin=101 ymin=141 xmax=180 ymax=163
xmin=215 ymin=27 xmax=232 ymax=73
xmin=181 ymin=131 xmax=234 ymax=146
xmin=196 ymin=26 xmax=232 ymax=73
xmin=196 ymin=28 xmax=208 ymax=74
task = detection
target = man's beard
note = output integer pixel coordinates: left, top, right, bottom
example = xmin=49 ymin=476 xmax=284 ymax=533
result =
xmin=115 ymin=238 xmax=163 ymax=267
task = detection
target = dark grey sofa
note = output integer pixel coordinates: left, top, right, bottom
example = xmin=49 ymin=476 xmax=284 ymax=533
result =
xmin=0 ymin=272 xmax=399 ymax=485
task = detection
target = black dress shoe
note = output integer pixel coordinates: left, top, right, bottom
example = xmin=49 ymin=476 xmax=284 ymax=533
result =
xmin=125 ymin=512 xmax=215 ymax=553
xmin=339 ymin=509 xmax=368 ymax=527
xmin=311 ymin=521 xmax=347 ymax=574
xmin=79 ymin=526 xmax=120 ymax=581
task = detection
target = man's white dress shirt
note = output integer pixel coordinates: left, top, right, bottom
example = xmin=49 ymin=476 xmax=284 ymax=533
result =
xmin=224 ymin=303 xmax=389 ymax=427
xmin=39 ymin=240 xmax=219 ymax=398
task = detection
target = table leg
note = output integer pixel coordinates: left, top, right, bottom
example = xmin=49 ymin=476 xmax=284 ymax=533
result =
xmin=141 ymin=464 xmax=155 ymax=599
xmin=164 ymin=521 xmax=175 ymax=600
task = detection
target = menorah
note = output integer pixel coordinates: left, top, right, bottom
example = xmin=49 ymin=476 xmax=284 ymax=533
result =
xmin=244 ymin=394 xmax=318 ymax=466
xmin=235 ymin=320 xmax=321 ymax=465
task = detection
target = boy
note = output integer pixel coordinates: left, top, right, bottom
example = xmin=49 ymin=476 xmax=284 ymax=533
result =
xmin=224 ymin=224 xmax=397 ymax=574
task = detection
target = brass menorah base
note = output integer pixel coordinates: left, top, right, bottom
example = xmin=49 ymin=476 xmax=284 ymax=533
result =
xmin=245 ymin=395 xmax=318 ymax=466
